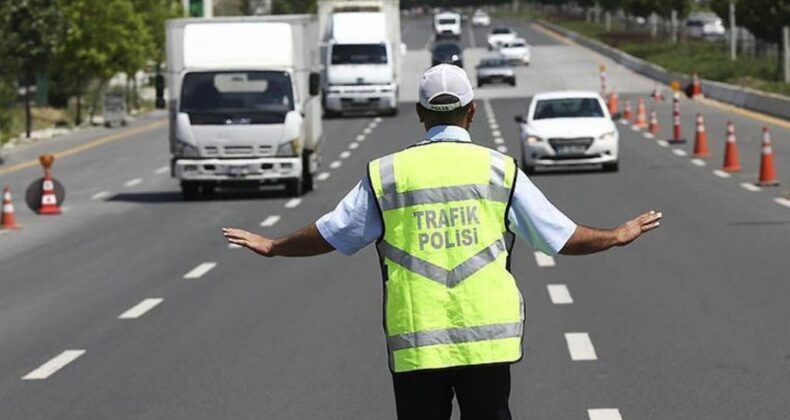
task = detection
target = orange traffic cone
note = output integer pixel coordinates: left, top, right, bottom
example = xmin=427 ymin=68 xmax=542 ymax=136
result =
xmin=608 ymin=91 xmax=619 ymax=116
xmin=634 ymin=98 xmax=647 ymax=129
xmin=757 ymin=127 xmax=779 ymax=186
xmin=38 ymin=171 xmax=61 ymax=215
xmin=722 ymin=121 xmax=741 ymax=172
xmin=692 ymin=113 xmax=710 ymax=157
xmin=648 ymin=110 xmax=660 ymax=134
xmin=1 ymin=186 xmax=19 ymax=229
xmin=691 ymin=73 xmax=702 ymax=98
xmin=622 ymin=100 xmax=632 ymax=121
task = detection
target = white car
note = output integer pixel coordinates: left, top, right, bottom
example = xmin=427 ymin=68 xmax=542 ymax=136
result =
xmin=487 ymin=26 xmax=517 ymax=50
xmin=434 ymin=12 xmax=461 ymax=40
xmin=498 ymin=38 xmax=530 ymax=65
xmin=515 ymin=91 xmax=619 ymax=173
xmin=471 ymin=10 xmax=490 ymax=27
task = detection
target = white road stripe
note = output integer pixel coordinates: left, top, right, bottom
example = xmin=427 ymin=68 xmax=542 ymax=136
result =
xmin=588 ymin=408 xmax=623 ymax=420
xmin=496 ymin=145 xmax=508 ymax=153
xmin=154 ymin=165 xmax=169 ymax=175
xmin=739 ymin=182 xmax=761 ymax=192
xmin=340 ymin=151 xmax=351 ymax=159
xmin=618 ymin=119 xmax=629 ymax=125
xmin=774 ymin=197 xmax=790 ymax=208
xmin=183 ymin=262 xmax=217 ymax=279
xmin=124 ymin=178 xmax=143 ymax=187
xmin=349 ymin=142 xmax=359 ymax=150
xmin=374 ymin=117 xmax=382 ymax=123
xmin=363 ymin=127 xmax=372 ymax=135
xmin=657 ymin=140 xmax=669 ymax=147
xmin=630 ymin=125 xmax=641 ymax=131
xmin=330 ymin=161 xmax=342 ymax=169
xmin=119 ymin=298 xmax=163 ymax=319
xmin=356 ymin=134 xmax=365 ymax=142
xmin=284 ymin=198 xmax=302 ymax=208
xmin=491 ymin=130 xmax=502 ymax=137
xmin=691 ymin=158 xmax=706 ymax=167
xmin=672 ymin=148 xmax=688 ymax=157
xmin=547 ymin=284 xmax=573 ymax=304
xmin=260 ymin=215 xmax=281 ymax=227
xmin=90 ymin=190 xmax=111 ymax=200
xmin=533 ymin=251 xmax=556 ymax=267
xmin=565 ymin=332 xmax=598 ymax=361
xmin=490 ymin=123 xmax=499 ymax=130
xmin=494 ymin=137 xmax=505 ymax=145
xmin=643 ymin=132 xmax=655 ymax=139
xmin=22 ymin=350 xmax=86 ymax=380
xmin=316 ymin=172 xmax=331 ymax=181
xmin=713 ymin=169 xmax=731 ymax=178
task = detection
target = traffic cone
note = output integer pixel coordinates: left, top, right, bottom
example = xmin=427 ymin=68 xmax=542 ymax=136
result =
xmin=608 ymin=91 xmax=619 ymax=116
xmin=691 ymin=73 xmax=702 ymax=98
xmin=757 ymin=127 xmax=779 ymax=186
xmin=648 ymin=110 xmax=660 ymax=134
xmin=692 ymin=113 xmax=710 ymax=157
xmin=1 ymin=186 xmax=19 ymax=230
xmin=668 ymin=93 xmax=686 ymax=144
xmin=722 ymin=121 xmax=741 ymax=172
xmin=38 ymin=171 xmax=61 ymax=215
xmin=634 ymin=98 xmax=647 ymax=129
xmin=622 ymin=100 xmax=632 ymax=122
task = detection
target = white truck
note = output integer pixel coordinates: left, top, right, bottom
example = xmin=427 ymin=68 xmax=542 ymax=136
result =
xmin=434 ymin=11 xmax=462 ymax=40
xmin=318 ymin=0 xmax=402 ymax=116
xmin=165 ymin=16 xmax=323 ymax=199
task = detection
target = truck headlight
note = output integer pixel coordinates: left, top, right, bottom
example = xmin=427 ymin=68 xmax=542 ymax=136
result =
xmin=276 ymin=137 xmax=303 ymax=157
xmin=175 ymin=140 xmax=200 ymax=158
xmin=598 ymin=131 xmax=617 ymax=141
xmin=526 ymin=135 xmax=543 ymax=144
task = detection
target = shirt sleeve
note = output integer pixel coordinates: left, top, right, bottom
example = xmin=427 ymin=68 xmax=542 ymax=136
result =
xmin=316 ymin=177 xmax=382 ymax=256
xmin=507 ymin=169 xmax=577 ymax=255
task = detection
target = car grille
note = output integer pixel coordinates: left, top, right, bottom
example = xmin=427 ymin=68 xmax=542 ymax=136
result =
xmin=203 ymin=145 xmax=273 ymax=157
xmin=548 ymin=137 xmax=594 ymax=151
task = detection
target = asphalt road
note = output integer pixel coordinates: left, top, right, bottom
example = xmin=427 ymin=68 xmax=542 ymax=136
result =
xmin=1 ymin=15 xmax=789 ymax=420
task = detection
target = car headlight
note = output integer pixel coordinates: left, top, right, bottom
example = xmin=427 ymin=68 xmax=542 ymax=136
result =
xmin=598 ymin=131 xmax=617 ymax=141
xmin=175 ymin=140 xmax=200 ymax=158
xmin=526 ymin=135 xmax=543 ymax=144
xmin=276 ymin=137 xmax=303 ymax=157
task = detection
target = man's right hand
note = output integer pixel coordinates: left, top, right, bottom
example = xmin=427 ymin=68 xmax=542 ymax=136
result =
xmin=223 ymin=228 xmax=276 ymax=257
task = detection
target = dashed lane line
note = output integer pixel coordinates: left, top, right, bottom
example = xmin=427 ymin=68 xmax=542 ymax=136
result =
xmin=496 ymin=145 xmax=508 ymax=154
xmin=489 ymin=123 xmax=499 ymax=130
xmin=774 ymin=197 xmax=790 ymax=209
xmin=340 ymin=151 xmax=352 ymax=159
xmin=118 ymin=298 xmax=164 ymax=319
xmin=547 ymin=284 xmax=573 ymax=304
xmin=124 ymin=178 xmax=143 ymax=187
xmin=494 ymin=137 xmax=505 ymax=145
xmin=533 ymin=251 xmax=556 ymax=267
xmin=739 ymin=182 xmax=761 ymax=192
xmin=588 ymin=408 xmax=623 ymax=420
xmin=22 ymin=350 xmax=86 ymax=380
xmin=565 ymin=332 xmax=598 ymax=361
xmin=656 ymin=140 xmax=669 ymax=147
xmin=91 ymin=190 xmax=111 ymax=200
xmin=713 ymin=169 xmax=731 ymax=178
xmin=643 ymin=132 xmax=655 ymax=139
xmin=363 ymin=127 xmax=373 ymax=135
xmin=691 ymin=158 xmax=706 ymax=167
xmin=491 ymin=130 xmax=502 ymax=137
xmin=330 ymin=161 xmax=342 ymax=169
xmin=284 ymin=198 xmax=302 ymax=209
xmin=672 ymin=148 xmax=688 ymax=157
xmin=374 ymin=117 xmax=382 ymax=123
xmin=183 ymin=262 xmax=217 ymax=279
xmin=154 ymin=165 xmax=169 ymax=175
xmin=356 ymin=134 xmax=365 ymax=142
xmin=349 ymin=142 xmax=359 ymax=150
xmin=316 ymin=172 xmax=331 ymax=181
xmin=260 ymin=215 xmax=281 ymax=227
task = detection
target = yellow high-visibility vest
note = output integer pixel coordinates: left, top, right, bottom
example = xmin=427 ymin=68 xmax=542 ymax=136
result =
xmin=368 ymin=141 xmax=524 ymax=373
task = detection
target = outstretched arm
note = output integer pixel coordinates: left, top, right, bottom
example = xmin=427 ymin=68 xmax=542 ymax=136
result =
xmin=222 ymin=223 xmax=335 ymax=257
xmin=559 ymin=211 xmax=662 ymax=255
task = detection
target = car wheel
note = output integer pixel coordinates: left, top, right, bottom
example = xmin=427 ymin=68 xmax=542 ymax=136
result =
xmin=603 ymin=161 xmax=619 ymax=172
xmin=285 ymin=178 xmax=304 ymax=197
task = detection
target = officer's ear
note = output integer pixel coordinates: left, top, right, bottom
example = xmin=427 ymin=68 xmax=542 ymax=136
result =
xmin=466 ymin=101 xmax=477 ymax=126
xmin=416 ymin=102 xmax=426 ymax=123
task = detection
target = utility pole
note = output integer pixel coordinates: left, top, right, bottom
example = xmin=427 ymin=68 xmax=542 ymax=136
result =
xmin=670 ymin=10 xmax=678 ymax=44
xmin=729 ymin=1 xmax=737 ymax=60
xmin=783 ymin=26 xmax=789 ymax=83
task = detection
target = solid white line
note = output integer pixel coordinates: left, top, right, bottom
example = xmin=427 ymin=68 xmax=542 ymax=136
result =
xmin=565 ymin=332 xmax=598 ymax=361
xmin=316 ymin=172 xmax=331 ymax=181
xmin=330 ymin=161 xmax=342 ymax=169
xmin=356 ymin=134 xmax=365 ymax=142
xmin=349 ymin=142 xmax=359 ymax=150
xmin=547 ymin=284 xmax=573 ymax=304
xmin=713 ymin=169 xmax=731 ymax=178
xmin=491 ymin=130 xmax=502 ymax=137
xmin=494 ymin=137 xmax=505 ymax=145
xmin=588 ymin=408 xmax=623 ymax=420
xmin=534 ymin=251 xmax=556 ymax=267
xmin=154 ymin=165 xmax=169 ymax=175
xmin=691 ymin=158 xmax=706 ymax=167
xmin=340 ymin=151 xmax=352 ymax=159
xmin=656 ymin=140 xmax=669 ymax=147
xmin=183 ymin=262 xmax=217 ymax=279
xmin=496 ymin=145 xmax=508 ymax=153
xmin=284 ymin=198 xmax=302 ymax=208
xmin=91 ymin=191 xmax=111 ymax=200
xmin=119 ymin=298 xmax=164 ymax=319
xmin=124 ymin=178 xmax=143 ymax=187
xmin=260 ymin=215 xmax=281 ymax=227
xmin=739 ymin=182 xmax=761 ymax=192
xmin=643 ymin=132 xmax=655 ymax=139
xmin=672 ymin=148 xmax=688 ymax=157
xmin=22 ymin=350 xmax=86 ymax=380
xmin=773 ymin=197 xmax=790 ymax=208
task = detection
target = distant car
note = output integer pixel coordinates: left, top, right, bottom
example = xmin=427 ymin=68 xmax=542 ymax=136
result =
xmin=432 ymin=42 xmax=463 ymax=68
xmin=686 ymin=14 xmax=726 ymax=40
xmin=515 ymin=91 xmax=619 ymax=173
xmin=471 ymin=10 xmax=491 ymax=27
xmin=498 ymin=38 xmax=530 ymax=65
xmin=476 ymin=58 xmax=515 ymax=87
xmin=434 ymin=11 xmax=462 ymax=40
xmin=487 ymin=26 xmax=517 ymax=50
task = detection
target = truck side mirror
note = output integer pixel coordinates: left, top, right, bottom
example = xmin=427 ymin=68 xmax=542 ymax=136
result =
xmin=155 ymin=74 xmax=165 ymax=109
xmin=309 ymin=72 xmax=321 ymax=97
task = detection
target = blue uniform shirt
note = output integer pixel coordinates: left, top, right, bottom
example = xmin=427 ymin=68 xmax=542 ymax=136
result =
xmin=316 ymin=125 xmax=577 ymax=256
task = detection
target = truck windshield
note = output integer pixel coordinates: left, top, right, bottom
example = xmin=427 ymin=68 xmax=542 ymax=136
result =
xmin=533 ymin=98 xmax=604 ymax=119
xmin=438 ymin=18 xmax=457 ymax=25
xmin=331 ymin=44 xmax=388 ymax=65
xmin=180 ymin=71 xmax=293 ymax=124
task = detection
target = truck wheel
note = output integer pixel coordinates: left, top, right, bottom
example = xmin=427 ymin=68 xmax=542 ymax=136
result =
xmin=181 ymin=181 xmax=200 ymax=201
xmin=384 ymin=107 xmax=398 ymax=117
xmin=302 ymin=152 xmax=314 ymax=192
xmin=201 ymin=183 xmax=216 ymax=198
xmin=285 ymin=178 xmax=304 ymax=197
xmin=603 ymin=162 xmax=619 ymax=172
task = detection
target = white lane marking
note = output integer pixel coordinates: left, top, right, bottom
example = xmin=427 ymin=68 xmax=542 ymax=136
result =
xmin=284 ymin=198 xmax=302 ymax=208
xmin=316 ymin=172 xmax=331 ymax=181
xmin=630 ymin=125 xmax=641 ymax=132
xmin=672 ymin=148 xmax=688 ymax=157
xmin=491 ymin=130 xmax=502 ymax=137
xmin=565 ymin=332 xmax=598 ymax=361
xmin=356 ymin=134 xmax=365 ymax=142
xmin=496 ymin=145 xmax=508 ymax=153
xmin=713 ymin=169 xmax=731 ymax=178
xmin=547 ymin=284 xmax=573 ymax=304
xmin=91 ymin=190 xmax=111 ymax=200
xmin=773 ymin=197 xmax=790 ymax=208
xmin=656 ymin=140 xmax=669 ymax=147
xmin=154 ymin=165 xmax=169 ymax=175
xmin=340 ymin=151 xmax=352 ymax=159
xmin=119 ymin=298 xmax=164 ymax=319
xmin=494 ymin=137 xmax=505 ymax=145
xmin=588 ymin=408 xmax=623 ymax=420
xmin=124 ymin=178 xmax=143 ymax=187
xmin=183 ymin=262 xmax=217 ymax=279
xmin=349 ymin=142 xmax=359 ymax=150
xmin=363 ymin=127 xmax=372 ymax=135
xmin=260 ymin=215 xmax=281 ymax=227
xmin=490 ymin=123 xmax=499 ymax=130
xmin=691 ymin=158 xmax=706 ymax=167
xmin=618 ymin=119 xmax=629 ymax=125
xmin=374 ymin=117 xmax=382 ymax=123
xmin=534 ymin=251 xmax=556 ymax=267
xmin=739 ymin=182 xmax=761 ymax=192
xmin=22 ymin=350 xmax=86 ymax=380
xmin=228 ymin=243 xmax=242 ymax=249
xmin=330 ymin=160 xmax=342 ymax=169
xmin=643 ymin=132 xmax=655 ymax=139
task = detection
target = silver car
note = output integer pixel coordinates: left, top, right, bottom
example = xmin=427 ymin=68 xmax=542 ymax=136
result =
xmin=476 ymin=58 xmax=515 ymax=87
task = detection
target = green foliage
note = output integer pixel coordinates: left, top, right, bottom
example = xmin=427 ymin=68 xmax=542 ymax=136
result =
xmin=271 ymin=0 xmax=317 ymax=14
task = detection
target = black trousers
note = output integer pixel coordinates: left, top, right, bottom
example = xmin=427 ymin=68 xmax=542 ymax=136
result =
xmin=391 ymin=363 xmax=512 ymax=420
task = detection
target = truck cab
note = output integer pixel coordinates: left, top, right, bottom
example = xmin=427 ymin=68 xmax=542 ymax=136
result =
xmin=434 ymin=12 xmax=462 ymax=40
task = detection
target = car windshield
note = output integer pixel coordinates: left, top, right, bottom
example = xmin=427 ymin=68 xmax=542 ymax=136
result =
xmin=331 ymin=44 xmax=388 ymax=65
xmin=180 ymin=71 xmax=293 ymax=124
xmin=438 ymin=18 xmax=457 ymax=25
xmin=533 ymin=98 xmax=604 ymax=119
xmin=506 ymin=42 xmax=526 ymax=48
xmin=479 ymin=59 xmax=508 ymax=67
xmin=492 ymin=27 xmax=511 ymax=34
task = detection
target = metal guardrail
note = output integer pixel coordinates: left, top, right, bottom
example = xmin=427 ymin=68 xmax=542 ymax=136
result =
xmin=536 ymin=20 xmax=790 ymax=121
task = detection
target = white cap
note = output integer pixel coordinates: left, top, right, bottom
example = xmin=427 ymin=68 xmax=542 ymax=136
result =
xmin=419 ymin=64 xmax=474 ymax=112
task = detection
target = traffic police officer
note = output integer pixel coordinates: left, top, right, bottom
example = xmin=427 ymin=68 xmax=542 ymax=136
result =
xmin=223 ymin=64 xmax=662 ymax=419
